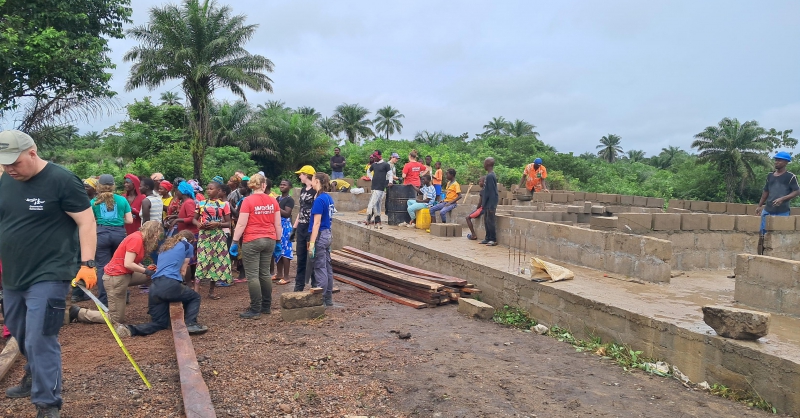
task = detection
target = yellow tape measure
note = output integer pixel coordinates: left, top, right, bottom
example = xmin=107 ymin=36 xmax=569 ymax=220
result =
xmin=95 ymin=302 xmax=152 ymax=389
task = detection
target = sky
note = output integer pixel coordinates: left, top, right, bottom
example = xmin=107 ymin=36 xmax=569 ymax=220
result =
xmin=79 ymin=0 xmax=800 ymax=156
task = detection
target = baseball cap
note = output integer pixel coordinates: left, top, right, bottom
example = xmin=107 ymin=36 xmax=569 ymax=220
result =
xmin=391 ymin=153 xmax=400 ymax=159
xmin=534 ymin=158 xmax=543 ymax=164
xmin=98 ymin=174 xmax=115 ymax=185
xmin=774 ymin=151 xmax=792 ymax=162
xmin=0 ymin=130 xmax=36 ymax=165
xmin=295 ymin=165 xmax=316 ymax=176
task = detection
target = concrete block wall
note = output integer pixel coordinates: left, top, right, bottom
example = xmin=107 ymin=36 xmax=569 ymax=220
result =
xmin=734 ymin=254 xmax=800 ymax=317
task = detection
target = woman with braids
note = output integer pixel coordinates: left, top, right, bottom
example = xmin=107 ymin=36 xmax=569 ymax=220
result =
xmin=166 ymin=180 xmax=199 ymax=283
xmin=192 ymin=176 xmax=233 ymax=299
xmin=115 ymin=230 xmax=209 ymax=337
xmin=101 ymin=220 xmax=163 ymax=323
xmin=309 ymin=172 xmax=336 ymax=307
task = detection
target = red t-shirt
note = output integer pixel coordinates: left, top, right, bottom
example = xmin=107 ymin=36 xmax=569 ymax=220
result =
xmin=177 ymin=199 xmax=199 ymax=234
xmin=125 ymin=194 xmax=146 ymax=235
xmin=402 ymin=161 xmax=426 ymax=187
xmin=240 ymin=193 xmax=279 ymax=242
xmin=104 ymin=232 xmax=145 ymax=276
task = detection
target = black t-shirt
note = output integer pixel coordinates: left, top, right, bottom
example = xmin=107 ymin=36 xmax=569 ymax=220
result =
xmin=297 ymin=186 xmax=316 ymax=225
xmin=0 ymin=163 xmax=90 ymax=290
xmin=764 ymin=171 xmax=800 ymax=213
xmin=369 ymin=161 xmax=391 ymax=191
xmin=278 ymin=195 xmax=295 ymax=219
xmin=330 ymin=155 xmax=345 ymax=172
xmin=482 ymin=172 xmax=499 ymax=210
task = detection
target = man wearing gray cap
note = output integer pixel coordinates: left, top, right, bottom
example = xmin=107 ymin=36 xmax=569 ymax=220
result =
xmin=0 ymin=130 xmax=98 ymax=418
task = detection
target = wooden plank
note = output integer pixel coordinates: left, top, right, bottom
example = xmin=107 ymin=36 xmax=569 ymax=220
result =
xmin=334 ymin=275 xmax=428 ymax=309
xmin=331 ymin=256 xmax=444 ymax=291
xmin=170 ymin=304 xmax=216 ymax=418
xmin=340 ymin=247 xmax=467 ymax=286
xmin=333 ymin=251 xmax=441 ymax=283
xmin=0 ymin=337 xmax=20 ymax=383
xmin=332 ymin=267 xmax=442 ymax=303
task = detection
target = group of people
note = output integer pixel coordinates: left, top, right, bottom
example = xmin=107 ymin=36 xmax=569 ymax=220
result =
xmin=0 ymin=130 xmax=338 ymax=418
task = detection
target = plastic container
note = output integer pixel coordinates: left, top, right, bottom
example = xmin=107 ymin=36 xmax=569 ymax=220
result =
xmin=415 ymin=208 xmax=431 ymax=230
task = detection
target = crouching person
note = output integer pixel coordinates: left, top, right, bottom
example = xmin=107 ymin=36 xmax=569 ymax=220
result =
xmin=116 ymin=230 xmax=208 ymax=336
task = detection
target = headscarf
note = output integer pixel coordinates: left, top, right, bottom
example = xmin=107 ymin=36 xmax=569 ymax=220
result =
xmin=211 ymin=176 xmax=225 ymax=186
xmin=160 ymin=180 xmax=173 ymax=192
xmin=188 ymin=179 xmax=203 ymax=192
xmin=177 ymin=181 xmax=195 ymax=200
xmin=124 ymin=174 xmax=141 ymax=196
xmin=83 ymin=177 xmax=98 ymax=190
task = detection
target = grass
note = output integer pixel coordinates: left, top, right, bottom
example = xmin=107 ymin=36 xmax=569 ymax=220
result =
xmin=710 ymin=384 xmax=777 ymax=414
xmin=492 ymin=305 xmax=537 ymax=329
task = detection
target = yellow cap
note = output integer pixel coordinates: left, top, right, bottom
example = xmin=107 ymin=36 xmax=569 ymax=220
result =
xmin=295 ymin=165 xmax=316 ymax=176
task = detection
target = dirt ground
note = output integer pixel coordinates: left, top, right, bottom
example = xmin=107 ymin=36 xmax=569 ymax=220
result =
xmin=0 ymin=272 xmax=781 ymax=418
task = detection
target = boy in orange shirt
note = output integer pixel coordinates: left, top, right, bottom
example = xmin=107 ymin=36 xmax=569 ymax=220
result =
xmin=429 ymin=169 xmax=461 ymax=223
xmin=432 ymin=161 xmax=443 ymax=202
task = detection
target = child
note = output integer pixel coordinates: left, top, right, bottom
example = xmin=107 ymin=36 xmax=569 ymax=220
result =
xmin=272 ymin=180 xmax=295 ymax=285
xmin=193 ymin=177 xmax=233 ymax=299
xmin=432 ymin=161 xmax=443 ymax=202
xmin=481 ymin=158 xmax=499 ymax=246
xmin=403 ymin=174 xmax=436 ymax=227
xmin=429 ymin=169 xmax=461 ymax=223
xmin=309 ymin=173 xmax=336 ymax=307
xmin=466 ymin=176 xmax=486 ymax=240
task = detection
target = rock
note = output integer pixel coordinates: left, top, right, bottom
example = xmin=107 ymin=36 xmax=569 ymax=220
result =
xmin=278 ymin=404 xmax=292 ymax=413
xmin=702 ymin=305 xmax=770 ymax=340
xmin=281 ymin=305 xmax=325 ymax=322
xmin=397 ymin=332 xmax=411 ymax=340
xmin=532 ymin=324 xmax=549 ymax=335
xmin=457 ymin=298 xmax=495 ymax=320
xmin=280 ymin=291 xmax=323 ymax=309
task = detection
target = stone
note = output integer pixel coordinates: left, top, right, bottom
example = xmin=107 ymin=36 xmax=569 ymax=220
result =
xmin=701 ymin=305 xmax=770 ymax=340
xmin=591 ymin=205 xmax=606 ymax=214
xmin=457 ymin=298 xmax=495 ymax=320
xmin=652 ymin=213 xmax=681 ymax=231
xmin=707 ymin=202 xmax=727 ymax=213
xmin=429 ymin=223 xmax=449 ymax=237
xmin=532 ymin=324 xmax=549 ymax=335
xmin=633 ymin=196 xmax=648 ymax=207
xmin=680 ymin=213 xmax=709 ymax=230
xmin=280 ymin=291 xmax=323 ymax=309
xmin=281 ymin=305 xmax=326 ymax=322
xmin=708 ymin=214 xmax=735 ymax=231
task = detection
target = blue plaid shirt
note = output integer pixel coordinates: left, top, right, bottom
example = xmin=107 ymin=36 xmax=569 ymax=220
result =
xmin=421 ymin=185 xmax=436 ymax=207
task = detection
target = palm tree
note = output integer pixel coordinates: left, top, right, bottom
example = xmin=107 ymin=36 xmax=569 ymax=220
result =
xmin=332 ymin=103 xmax=374 ymax=144
xmin=625 ymin=150 xmax=646 ymax=162
xmin=296 ymin=106 xmax=321 ymax=120
xmin=504 ymin=119 xmax=539 ymax=138
xmin=482 ymin=116 xmax=508 ymax=136
xmin=596 ymin=134 xmax=624 ymax=163
xmin=692 ymin=118 xmax=774 ymax=202
xmin=414 ymin=130 xmax=444 ymax=146
xmin=124 ymin=0 xmax=274 ymax=180
xmin=373 ymin=106 xmax=404 ymax=139
xmin=317 ymin=116 xmax=340 ymax=138
xmin=159 ymin=91 xmax=183 ymax=106
xmin=257 ymin=100 xmax=290 ymax=113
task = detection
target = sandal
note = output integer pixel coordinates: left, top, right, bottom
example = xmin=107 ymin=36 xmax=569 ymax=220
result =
xmin=208 ymin=294 xmax=221 ymax=300
xmin=271 ymin=274 xmax=278 ymax=281
xmin=276 ymin=279 xmax=290 ymax=285
xmin=467 ymin=234 xmax=477 ymax=240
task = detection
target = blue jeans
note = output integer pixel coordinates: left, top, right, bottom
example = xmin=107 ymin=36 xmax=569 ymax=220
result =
xmin=760 ymin=210 xmax=790 ymax=235
xmin=407 ymin=200 xmax=428 ymax=220
xmin=313 ymin=229 xmax=334 ymax=303
xmin=131 ymin=277 xmax=201 ymax=336
xmin=430 ymin=201 xmax=458 ymax=223
xmin=3 ymin=280 xmax=70 ymax=407
xmin=331 ymin=171 xmax=344 ymax=180
xmin=94 ymin=225 xmax=126 ymax=304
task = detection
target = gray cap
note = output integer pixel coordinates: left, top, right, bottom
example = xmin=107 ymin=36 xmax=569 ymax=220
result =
xmin=98 ymin=174 xmax=115 ymax=185
xmin=391 ymin=152 xmax=400 ymax=159
xmin=0 ymin=130 xmax=36 ymax=165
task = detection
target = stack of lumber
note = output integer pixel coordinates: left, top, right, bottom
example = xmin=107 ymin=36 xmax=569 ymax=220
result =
xmin=332 ymin=246 xmax=481 ymax=309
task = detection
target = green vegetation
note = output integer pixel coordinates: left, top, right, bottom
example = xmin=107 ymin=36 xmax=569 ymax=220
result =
xmin=492 ymin=305 xmax=537 ymax=329
xmin=710 ymin=383 xmax=776 ymax=414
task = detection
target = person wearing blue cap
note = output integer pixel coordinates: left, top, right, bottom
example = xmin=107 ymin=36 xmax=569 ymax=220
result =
xmin=756 ymin=151 xmax=800 ymax=252
xmin=518 ymin=157 xmax=548 ymax=196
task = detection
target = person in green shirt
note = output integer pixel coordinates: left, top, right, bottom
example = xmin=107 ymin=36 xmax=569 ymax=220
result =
xmin=88 ymin=174 xmax=132 ymax=305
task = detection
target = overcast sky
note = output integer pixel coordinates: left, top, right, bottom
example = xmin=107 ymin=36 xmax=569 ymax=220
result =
xmin=83 ymin=0 xmax=800 ymax=156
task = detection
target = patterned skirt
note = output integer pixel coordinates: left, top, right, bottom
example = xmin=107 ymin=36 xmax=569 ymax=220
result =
xmin=273 ymin=217 xmax=294 ymax=262
xmin=196 ymin=229 xmax=232 ymax=283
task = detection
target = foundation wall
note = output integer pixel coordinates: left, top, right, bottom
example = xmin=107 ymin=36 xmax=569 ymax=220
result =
xmin=734 ymin=255 xmax=800 ymax=317
xmin=331 ymin=219 xmax=800 ymax=415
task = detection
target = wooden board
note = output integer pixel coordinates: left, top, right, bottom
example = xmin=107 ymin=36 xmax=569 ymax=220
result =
xmin=331 ymin=256 xmax=444 ymax=291
xmin=334 ymin=275 xmax=428 ymax=309
xmin=0 ymin=337 xmax=20 ymax=383
xmin=340 ymin=247 xmax=467 ymax=286
xmin=332 ymin=267 xmax=444 ymax=303
xmin=170 ymin=304 xmax=216 ymax=418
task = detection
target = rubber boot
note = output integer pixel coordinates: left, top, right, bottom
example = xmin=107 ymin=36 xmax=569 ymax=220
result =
xmin=35 ymin=404 xmax=60 ymax=418
xmin=6 ymin=369 xmax=32 ymax=398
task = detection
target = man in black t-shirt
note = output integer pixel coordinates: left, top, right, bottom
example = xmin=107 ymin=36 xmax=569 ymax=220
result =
xmin=293 ymin=166 xmax=317 ymax=291
xmin=0 ymin=130 xmax=98 ymax=417
xmin=756 ymin=152 xmax=800 ymax=251
xmin=366 ymin=151 xmax=392 ymax=227
xmin=330 ymin=147 xmax=346 ymax=180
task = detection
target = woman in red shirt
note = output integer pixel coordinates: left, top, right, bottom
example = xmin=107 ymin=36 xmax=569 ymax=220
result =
xmin=231 ymin=173 xmax=282 ymax=319
xmin=124 ymin=174 xmax=146 ymax=235
xmin=102 ymin=220 xmax=162 ymax=323
xmin=402 ymin=150 xmax=426 ymax=187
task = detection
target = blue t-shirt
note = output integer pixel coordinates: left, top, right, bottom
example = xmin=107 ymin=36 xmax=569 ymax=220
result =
xmin=153 ymin=240 xmax=194 ymax=281
xmin=308 ymin=193 xmax=335 ymax=233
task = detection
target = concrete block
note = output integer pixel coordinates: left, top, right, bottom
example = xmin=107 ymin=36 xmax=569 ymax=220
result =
xmin=734 ymin=281 xmax=781 ymax=312
xmin=690 ymin=200 xmax=709 ymax=212
xmin=680 ymin=213 xmax=709 ymax=230
xmin=532 ymin=193 xmax=552 ymax=202
xmin=667 ymin=207 xmax=690 ymax=214
xmin=356 ymin=178 xmax=372 ymax=188
xmin=457 ymin=298 xmax=495 ymax=320
xmin=590 ymin=216 xmax=618 ymax=229
xmin=643 ymin=237 xmax=672 ymax=261
xmin=551 ymin=193 xmax=569 ymax=203
xmin=430 ymin=223 xmax=448 ymax=237
xmin=572 ymin=192 xmax=585 ymax=200
xmin=617 ymin=213 xmax=653 ymax=234
xmin=605 ymin=205 xmax=627 ymax=214
xmin=576 ymin=213 xmax=592 ymax=223
xmin=633 ymin=196 xmax=648 ymax=207
xmin=726 ymin=203 xmax=747 ymax=215
xmin=281 ymin=305 xmax=326 ymax=322
xmin=566 ymin=193 xmax=575 ymax=203
xmin=696 ymin=232 xmax=724 ymax=250
xmin=532 ymin=212 xmax=555 ymax=222
xmin=566 ymin=205 xmax=583 ymax=213
xmin=551 ymin=212 xmax=564 ymax=222
xmin=708 ymin=214 xmax=736 ymax=231
xmin=447 ymin=223 xmax=463 ymax=237
xmin=562 ymin=213 xmax=578 ymax=223
xmin=280 ymin=291 xmax=323 ymax=309
xmin=596 ymin=193 xmax=616 ymax=203
xmin=766 ymin=216 xmax=795 ymax=231
xmin=620 ymin=195 xmax=634 ymax=205
xmin=747 ymin=255 xmax=797 ymax=288
xmin=591 ymin=206 xmax=606 ymax=214
xmin=708 ymin=202 xmax=727 ymax=213
xmin=745 ymin=204 xmax=758 ymax=216
xmin=584 ymin=192 xmax=597 ymax=201
xmin=652 ymin=213 xmax=681 ymax=231
xmin=583 ymin=202 xmax=593 ymax=213
xmin=668 ymin=199 xmax=684 ymax=209
xmin=735 ymin=216 xmax=760 ymax=233
xmin=791 ymin=207 xmax=800 ymax=216
xmin=646 ymin=198 xmax=665 ymax=208
xmin=796 ymin=216 xmax=800 ymax=231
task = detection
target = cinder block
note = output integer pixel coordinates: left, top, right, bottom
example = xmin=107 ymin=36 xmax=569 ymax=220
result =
xmin=617 ymin=213 xmax=654 ymax=234
xmin=583 ymin=202 xmax=593 ymax=213
xmin=551 ymin=193 xmax=568 ymax=203
xmin=551 ymin=212 xmax=564 ymax=222
xmin=726 ymin=203 xmax=747 ymax=215
xmin=667 ymin=207 xmax=690 ymax=214
xmin=280 ymin=291 xmax=323 ymax=309
xmin=791 ymin=207 xmax=800 ymax=216
xmin=745 ymin=204 xmax=758 ymax=216
xmin=572 ymin=192 xmax=585 ymax=200
xmin=633 ymin=196 xmax=648 ymax=207
xmin=447 ymin=223 xmax=463 ymax=237
xmin=584 ymin=192 xmax=597 ymax=201
xmin=766 ymin=215 xmax=795 ymax=231
xmin=590 ymin=216 xmax=618 ymax=229
xmin=591 ymin=206 xmax=606 ymax=214
xmin=566 ymin=205 xmax=583 ymax=213
xmin=652 ymin=213 xmax=681 ymax=231
xmin=734 ymin=215 xmax=760 ymax=233
xmin=532 ymin=193 xmax=552 ymax=202
xmin=566 ymin=193 xmax=575 ymax=203
xmin=281 ymin=305 xmax=325 ymax=322
xmin=554 ymin=221 xmax=574 ymax=225
xmin=457 ymin=298 xmax=495 ymax=320
xmin=577 ymin=213 xmax=592 ymax=223
xmin=532 ymin=212 xmax=555 ymax=222
xmin=605 ymin=205 xmax=628 ymax=214
xmin=562 ymin=213 xmax=578 ymax=223
xmin=429 ymin=223 xmax=449 ymax=237
xmin=668 ymin=199 xmax=684 ymax=209
xmin=689 ymin=200 xmax=709 ymax=212
xmin=708 ymin=214 xmax=735 ymax=231
xmin=680 ymin=213 xmax=709 ymax=230
xmin=646 ymin=198 xmax=665 ymax=209
xmin=620 ymin=195 xmax=634 ymax=205
xmin=596 ymin=193 xmax=616 ymax=203
xmin=356 ymin=178 xmax=372 ymax=188
xmin=708 ymin=202 xmax=727 ymax=213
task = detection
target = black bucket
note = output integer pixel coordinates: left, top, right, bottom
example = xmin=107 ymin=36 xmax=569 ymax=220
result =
xmin=385 ymin=185 xmax=417 ymax=225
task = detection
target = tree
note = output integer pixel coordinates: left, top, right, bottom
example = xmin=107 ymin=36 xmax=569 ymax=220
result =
xmin=0 ymin=0 xmax=132 ymax=127
xmin=504 ymin=119 xmax=539 ymax=138
xmin=482 ymin=116 xmax=508 ymax=136
xmin=317 ymin=117 xmax=340 ymax=139
xmin=159 ymin=91 xmax=183 ymax=106
xmin=625 ymin=150 xmax=646 ymax=162
xmin=596 ymin=134 xmax=624 ymax=163
xmin=103 ymin=97 xmax=187 ymax=160
xmin=333 ymin=103 xmax=374 ymax=144
xmin=296 ymin=106 xmax=321 ymax=120
xmin=210 ymin=100 xmax=274 ymax=158
xmin=692 ymin=118 xmax=774 ymax=202
xmin=373 ymin=106 xmax=405 ymax=139
xmin=413 ymin=130 xmax=445 ymax=146
xmin=254 ymin=108 xmax=332 ymax=177
xmin=124 ymin=0 xmax=274 ymax=180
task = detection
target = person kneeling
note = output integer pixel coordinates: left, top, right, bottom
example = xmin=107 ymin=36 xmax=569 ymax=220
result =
xmin=117 ymin=231 xmax=208 ymax=336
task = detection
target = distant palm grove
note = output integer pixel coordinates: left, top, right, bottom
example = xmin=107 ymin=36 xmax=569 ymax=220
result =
xmin=1 ymin=0 xmax=796 ymax=205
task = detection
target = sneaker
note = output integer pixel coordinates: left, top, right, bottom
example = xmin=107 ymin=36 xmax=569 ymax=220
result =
xmin=35 ymin=404 xmax=60 ymax=418
xmin=406 ymin=222 xmax=416 ymax=228
xmin=6 ymin=369 xmax=31 ymax=398
xmin=479 ymin=239 xmax=490 ymax=244
xmin=260 ymin=308 xmax=272 ymax=314
xmin=70 ymin=293 xmax=90 ymax=303
xmin=69 ymin=305 xmax=81 ymax=323
xmin=486 ymin=241 xmax=498 ymax=246
xmin=239 ymin=310 xmax=261 ymax=319
xmin=114 ymin=324 xmax=132 ymax=338
xmin=186 ymin=323 xmax=209 ymax=335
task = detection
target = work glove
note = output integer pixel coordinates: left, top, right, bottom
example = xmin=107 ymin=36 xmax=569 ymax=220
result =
xmin=308 ymin=241 xmax=316 ymax=259
xmin=71 ymin=266 xmax=98 ymax=290
xmin=144 ymin=268 xmax=155 ymax=277
xmin=230 ymin=242 xmax=239 ymax=257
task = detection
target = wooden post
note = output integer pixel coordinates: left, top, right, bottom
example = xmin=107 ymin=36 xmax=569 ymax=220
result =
xmin=0 ymin=337 xmax=20 ymax=383
xmin=170 ymin=304 xmax=216 ymax=418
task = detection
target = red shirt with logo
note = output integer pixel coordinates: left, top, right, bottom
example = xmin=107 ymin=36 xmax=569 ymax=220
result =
xmin=402 ymin=161 xmax=426 ymax=187
xmin=239 ymin=193 xmax=279 ymax=242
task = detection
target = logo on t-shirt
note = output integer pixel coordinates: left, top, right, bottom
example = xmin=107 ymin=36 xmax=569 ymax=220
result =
xmin=99 ymin=204 xmax=117 ymax=221
xmin=254 ymin=204 xmax=275 ymax=215
xmin=26 ymin=198 xmax=45 ymax=211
